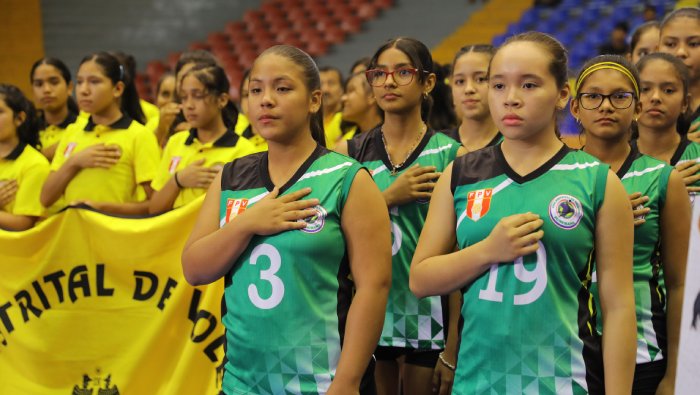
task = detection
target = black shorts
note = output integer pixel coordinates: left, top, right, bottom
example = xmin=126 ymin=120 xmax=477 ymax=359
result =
xmin=374 ymin=346 xmax=440 ymax=368
xmin=632 ymin=360 xmax=667 ymax=395
xmin=359 ymin=356 xmax=377 ymax=395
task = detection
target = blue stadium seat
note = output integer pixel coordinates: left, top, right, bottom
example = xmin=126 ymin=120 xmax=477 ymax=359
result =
xmin=536 ymin=18 xmax=560 ymax=35
xmin=520 ymin=8 xmax=540 ymax=27
xmin=492 ymin=33 xmax=507 ymax=47
xmin=558 ymin=30 xmax=579 ymax=48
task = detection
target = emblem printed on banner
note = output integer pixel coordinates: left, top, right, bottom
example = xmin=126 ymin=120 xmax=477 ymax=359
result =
xmin=168 ymin=156 xmax=182 ymax=174
xmin=71 ymin=368 xmax=120 ymax=395
xmin=225 ymin=198 xmax=248 ymax=223
xmin=466 ymin=188 xmax=493 ymax=221
xmin=549 ymin=194 xmax=584 ymax=230
xmin=64 ymin=142 xmax=78 ymax=157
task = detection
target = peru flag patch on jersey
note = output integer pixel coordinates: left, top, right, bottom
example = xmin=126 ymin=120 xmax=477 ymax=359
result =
xmin=466 ymin=188 xmax=492 ymax=222
xmin=225 ymin=198 xmax=248 ymax=223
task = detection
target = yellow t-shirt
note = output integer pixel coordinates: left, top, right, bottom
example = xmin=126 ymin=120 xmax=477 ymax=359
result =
xmin=0 ymin=143 xmax=50 ymax=217
xmin=51 ymin=116 xmax=161 ymax=204
xmin=324 ymin=112 xmax=343 ymax=149
xmin=151 ymin=128 xmax=257 ymax=208
xmin=342 ymin=126 xmax=358 ymax=141
xmin=141 ymin=99 xmax=160 ymax=134
xmin=235 ymin=113 xmax=250 ymax=135
xmin=38 ymin=112 xmax=86 ymax=153
xmin=239 ymin=125 xmax=268 ymax=152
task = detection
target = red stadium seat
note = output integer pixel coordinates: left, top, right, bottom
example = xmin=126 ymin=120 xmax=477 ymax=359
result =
xmin=329 ymin=3 xmax=354 ymax=20
xmin=207 ymin=32 xmax=229 ymax=45
xmin=375 ymin=0 xmax=394 ymax=10
xmin=144 ymin=0 xmax=384 ymax=90
xmin=188 ymin=42 xmax=210 ymax=51
xmin=275 ymin=29 xmax=298 ymax=42
xmin=306 ymin=40 xmax=328 ymax=56
xmin=324 ymin=28 xmax=346 ymax=45
xmin=356 ymin=3 xmax=379 ymax=20
xmin=286 ymin=7 xmax=307 ymax=21
xmin=339 ymin=16 xmax=362 ymax=34
xmin=167 ymin=52 xmax=181 ymax=70
xmin=243 ymin=9 xmax=264 ymax=24
xmin=229 ymin=86 xmax=240 ymax=103
xmin=225 ymin=21 xmax=247 ymax=36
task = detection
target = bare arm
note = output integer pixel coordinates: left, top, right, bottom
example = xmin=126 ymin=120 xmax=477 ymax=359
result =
xmin=410 ymin=163 xmax=543 ymax=298
xmin=0 ymin=212 xmax=36 ymax=231
xmin=148 ymin=175 xmax=181 ymax=215
xmin=432 ymin=290 xmax=462 ymax=395
xmin=81 ymin=183 xmax=154 ymax=216
xmin=181 ymin=172 xmax=318 ymax=286
xmin=329 ymin=170 xmax=391 ymax=392
xmin=41 ymin=165 xmax=80 ymax=207
xmin=656 ymin=170 xmax=691 ymax=395
xmin=596 ymin=170 xmax=636 ymax=395
xmin=149 ymin=160 xmax=219 ymax=214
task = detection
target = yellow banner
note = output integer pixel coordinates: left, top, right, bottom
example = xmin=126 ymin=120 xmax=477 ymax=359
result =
xmin=0 ymin=201 xmax=224 ymax=395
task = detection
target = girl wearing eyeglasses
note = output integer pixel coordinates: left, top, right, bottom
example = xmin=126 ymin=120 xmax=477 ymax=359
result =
xmin=572 ymin=54 xmax=690 ymax=395
xmin=337 ymin=37 xmax=464 ymax=395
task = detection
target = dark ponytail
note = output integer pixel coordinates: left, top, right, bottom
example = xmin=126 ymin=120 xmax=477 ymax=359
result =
xmin=255 ymin=45 xmax=326 ymax=147
xmin=30 ymin=57 xmax=79 ymax=119
xmin=0 ymin=84 xmax=41 ymax=150
xmin=181 ymin=64 xmax=239 ymax=130
xmin=79 ymin=52 xmax=146 ymax=124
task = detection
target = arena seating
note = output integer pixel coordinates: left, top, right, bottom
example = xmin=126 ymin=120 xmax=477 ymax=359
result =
xmin=136 ymin=0 xmax=394 ymax=102
xmin=492 ymin=0 xmax=674 ymax=72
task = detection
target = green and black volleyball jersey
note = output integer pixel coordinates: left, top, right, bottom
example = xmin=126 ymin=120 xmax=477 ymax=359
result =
xmin=451 ymin=145 xmax=608 ymax=394
xmin=218 ymin=145 xmax=363 ymax=395
xmin=670 ymin=137 xmax=700 ymax=202
xmin=633 ymin=137 xmax=700 ymax=201
xmin=590 ymin=146 xmax=672 ymax=365
xmin=440 ymin=129 xmax=503 ymax=149
xmin=347 ymin=127 xmax=460 ymax=350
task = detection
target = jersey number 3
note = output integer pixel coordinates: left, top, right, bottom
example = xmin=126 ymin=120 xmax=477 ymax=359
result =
xmin=478 ymin=241 xmax=547 ymax=305
xmin=248 ymin=243 xmax=285 ymax=309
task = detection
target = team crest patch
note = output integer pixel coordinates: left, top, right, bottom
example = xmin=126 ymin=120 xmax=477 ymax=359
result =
xmin=633 ymin=203 xmax=647 ymax=222
xmin=299 ymin=205 xmax=327 ymax=233
xmin=225 ymin=198 xmax=248 ymax=223
xmin=466 ymin=188 xmax=493 ymax=221
xmin=549 ymin=194 xmax=583 ymax=230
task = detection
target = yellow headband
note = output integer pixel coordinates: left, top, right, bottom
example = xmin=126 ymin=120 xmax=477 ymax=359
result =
xmin=575 ymin=62 xmax=639 ymax=98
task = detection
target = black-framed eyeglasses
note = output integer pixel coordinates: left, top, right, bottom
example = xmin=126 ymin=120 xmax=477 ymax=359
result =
xmin=577 ymin=92 xmax=636 ymax=110
xmin=365 ymin=67 xmax=427 ymax=87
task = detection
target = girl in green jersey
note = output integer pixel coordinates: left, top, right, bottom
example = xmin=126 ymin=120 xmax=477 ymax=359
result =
xmin=183 ymin=45 xmax=391 ymax=395
xmin=411 ymin=32 xmax=637 ymax=394
xmin=573 ymin=54 xmax=690 ymax=395
xmin=635 ymin=53 xmax=700 ymax=197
